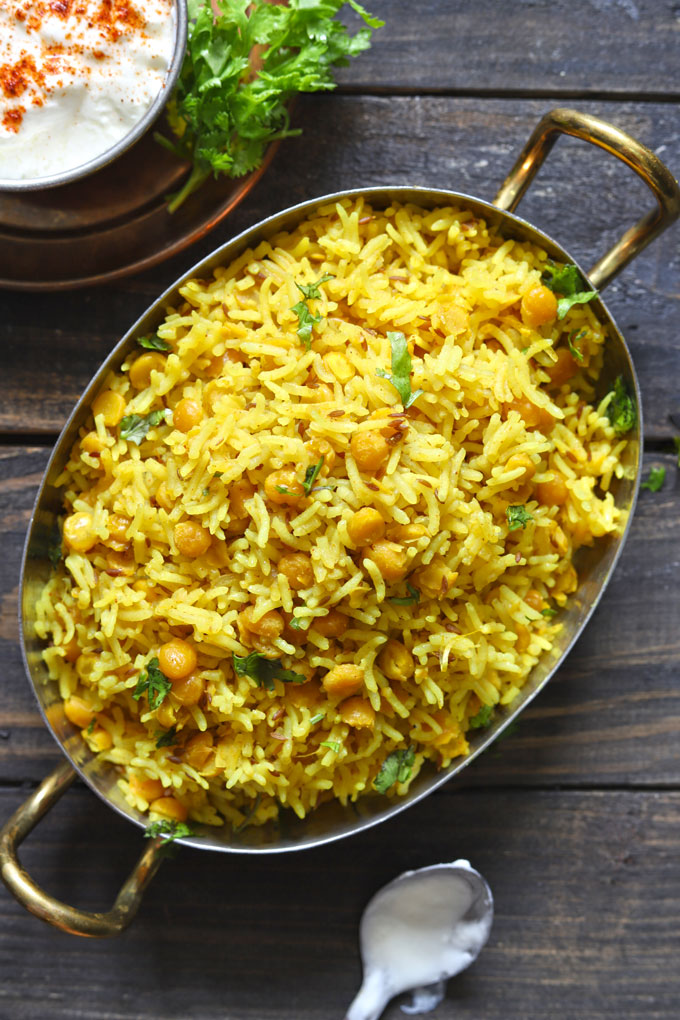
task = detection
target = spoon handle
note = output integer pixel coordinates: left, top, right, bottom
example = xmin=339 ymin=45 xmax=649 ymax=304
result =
xmin=344 ymin=971 xmax=391 ymax=1020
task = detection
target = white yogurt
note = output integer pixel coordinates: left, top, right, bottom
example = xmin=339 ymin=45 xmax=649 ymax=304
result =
xmin=0 ymin=0 xmax=175 ymax=181
xmin=345 ymin=861 xmax=494 ymax=1020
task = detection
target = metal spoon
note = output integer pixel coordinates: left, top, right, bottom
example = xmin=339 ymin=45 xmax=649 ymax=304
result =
xmin=345 ymin=860 xmax=493 ymax=1020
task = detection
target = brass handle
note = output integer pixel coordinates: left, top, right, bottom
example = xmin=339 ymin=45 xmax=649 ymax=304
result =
xmin=493 ymin=108 xmax=680 ymax=290
xmin=0 ymin=759 xmax=164 ymax=937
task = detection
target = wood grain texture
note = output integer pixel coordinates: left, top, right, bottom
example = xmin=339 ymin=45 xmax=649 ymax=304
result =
xmin=2 ymin=447 xmax=679 ymax=787
xmin=1 ymin=99 xmax=678 ymax=437
xmin=1 ymin=784 xmax=678 ymax=1019
xmin=333 ymin=0 xmax=680 ymax=97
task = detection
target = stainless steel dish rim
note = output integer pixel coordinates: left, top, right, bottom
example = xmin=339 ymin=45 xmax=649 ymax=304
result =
xmin=19 ymin=181 xmax=643 ymax=855
xmin=0 ymin=0 xmax=188 ymax=192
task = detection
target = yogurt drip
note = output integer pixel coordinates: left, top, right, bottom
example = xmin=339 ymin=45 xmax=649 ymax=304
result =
xmin=345 ymin=861 xmax=493 ymax=1020
xmin=0 ymin=0 xmax=175 ymax=180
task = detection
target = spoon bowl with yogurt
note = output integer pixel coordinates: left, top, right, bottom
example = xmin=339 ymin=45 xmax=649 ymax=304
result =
xmin=0 ymin=0 xmax=187 ymax=190
xmin=345 ymin=861 xmax=494 ymax=1020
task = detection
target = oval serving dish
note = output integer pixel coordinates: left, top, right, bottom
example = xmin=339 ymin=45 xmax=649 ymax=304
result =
xmin=2 ymin=108 xmax=679 ymax=937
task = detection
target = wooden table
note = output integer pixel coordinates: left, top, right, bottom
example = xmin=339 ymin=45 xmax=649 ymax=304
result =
xmin=2 ymin=3 xmax=679 ymax=1017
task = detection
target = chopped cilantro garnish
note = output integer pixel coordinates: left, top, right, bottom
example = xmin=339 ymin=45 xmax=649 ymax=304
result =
xmin=137 ymin=334 xmax=171 ymax=352
xmin=133 ymin=657 xmax=172 ymax=711
xmin=641 ymin=466 xmax=666 ymax=492
xmin=232 ymin=651 xmax=306 ymax=691
xmin=604 ymin=376 xmax=636 ymax=436
xmin=309 ymin=712 xmax=325 ymax=725
xmin=145 ymin=819 xmax=194 ymax=856
xmin=47 ymin=540 xmax=62 ymax=568
xmin=157 ymin=1 xmax=382 ymax=212
xmin=506 ymin=505 xmax=533 ymax=531
xmin=290 ymin=615 xmax=310 ymax=631
xmin=468 ymin=704 xmax=493 ymax=730
xmin=542 ymin=263 xmax=598 ymax=319
xmin=292 ymin=300 xmax=322 ymax=350
xmin=86 ymin=718 xmax=96 ymax=735
xmin=388 ymin=583 xmax=421 ymax=606
xmin=120 ymin=410 xmax=167 ymax=446
xmin=373 ymin=745 xmax=415 ymax=793
xmin=541 ymin=607 xmax=558 ymax=618
xmin=376 ymin=331 xmax=423 ymax=409
xmin=297 ymin=273 xmax=334 ymax=302
xmin=276 ymin=485 xmax=297 ymax=495
xmin=145 ymin=819 xmax=194 ymax=843
xmin=320 ymin=740 xmax=341 ymax=753
xmin=303 ymin=456 xmax=325 ymax=495
xmin=291 ymin=274 xmax=334 ymax=349
xmin=567 ymin=328 xmax=586 ymax=362
xmin=155 ymin=726 xmax=177 ymax=748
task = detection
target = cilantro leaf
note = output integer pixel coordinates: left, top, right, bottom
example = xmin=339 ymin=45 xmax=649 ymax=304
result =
xmin=155 ymin=726 xmax=177 ymax=748
xmin=159 ymin=1 xmax=382 ymax=212
xmin=376 ymin=331 xmax=423 ymax=408
xmin=541 ymin=607 xmax=558 ymax=618
xmin=232 ymin=651 xmax=306 ymax=691
xmin=567 ymin=329 xmax=586 ymax=363
xmin=309 ymin=712 xmax=325 ymax=725
xmin=373 ymin=745 xmax=415 ymax=794
xmin=468 ymin=704 xmax=493 ymax=730
xmin=506 ymin=505 xmax=533 ymax=531
xmin=145 ymin=819 xmax=194 ymax=843
xmin=86 ymin=718 xmax=96 ymax=735
xmin=290 ymin=615 xmax=310 ymax=631
xmin=133 ymin=657 xmax=172 ymax=711
xmin=303 ymin=456 xmax=325 ymax=495
xmin=641 ymin=466 xmax=666 ymax=492
xmin=605 ymin=376 xmax=636 ymax=436
xmin=138 ymin=334 xmax=171 ymax=352
xmin=48 ymin=540 xmax=62 ymax=568
xmin=292 ymin=300 xmax=322 ymax=350
xmin=120 ymin=410 xmax=167 ymax=446
xmin=297 ymin=273 xmax=334 ymax=301
xmin=542 ymin=263 xmax=598 ymax=319
xmin=320 ymin=740 xmax=341 ymax=753
xmin=388 ymin=583 xmax=421 ymax=606
xmin=145 ymin=818 xmax=194 ymax=856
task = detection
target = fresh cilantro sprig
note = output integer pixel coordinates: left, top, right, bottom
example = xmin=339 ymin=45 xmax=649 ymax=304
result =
xmin=158 ymin=0 xmax=382 ymax=212
xmin=376 ymin=331 xmax=423 ymax=408
xmin=468 ymin=704 xmax=493 ymax=730
xmin=320 ymin=740 xmax=341 ymax=753
xmin=133 ymin=657 xmax=172 ymax=711
xmin=138 ymin=334 xmax=171 ymax=352
xmin=641 ymin=466 xmax=666 ymax=492
xmin=604 ymin=376 xmax=636 ymax=436
xmin=120 ymin=410 xmax=167 ymax=446
xmin=506 ymin=505 xmax=533 ymax=531
xmin=233 ymin=651 xmax=306 ymax=691
xmin=373 ymin=746 xmax=415 ymax=794
xmin=542 ymin=263 xmax=598 ymax=320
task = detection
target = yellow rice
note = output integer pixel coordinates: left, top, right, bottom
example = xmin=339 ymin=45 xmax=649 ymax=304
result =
xmin=35 ymin=198 xmax=629 ymax=831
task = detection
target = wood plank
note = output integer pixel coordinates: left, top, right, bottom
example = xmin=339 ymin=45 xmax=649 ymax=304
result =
xmin=2 ymin=447 xmax=679 ymax=786
xmin=1 ymin=99 xmax=679 ymax=438
xmin=334 ymin=0 xmax=680 ymax=97
xmin=0 ymin=785 xmax=678 ymax=1019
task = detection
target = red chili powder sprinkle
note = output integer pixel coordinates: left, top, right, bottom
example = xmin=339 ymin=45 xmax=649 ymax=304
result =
xmin=2 ymin=105 xmax=25 ymax=131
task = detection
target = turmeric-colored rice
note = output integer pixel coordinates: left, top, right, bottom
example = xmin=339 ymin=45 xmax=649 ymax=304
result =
xmin=35 ymin=198 xmax=629 ymax=831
